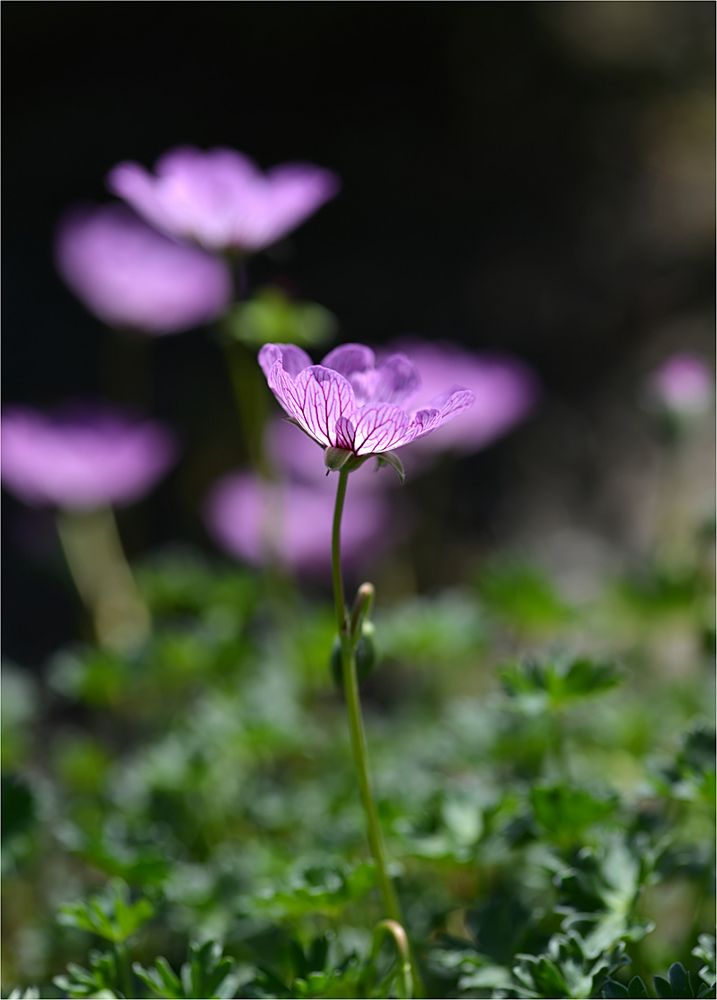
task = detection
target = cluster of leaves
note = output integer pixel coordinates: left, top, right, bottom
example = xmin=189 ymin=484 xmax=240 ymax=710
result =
xmin=2 ymin=541 xmax=714 ymax=998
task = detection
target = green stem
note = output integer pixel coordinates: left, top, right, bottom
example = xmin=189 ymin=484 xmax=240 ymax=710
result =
xmin=331 ymin=468 xmax=423 ymax=997
xmin=56 ymin=507 xmax=149 ymax=652
xmin=371 ymin=919 xmax=413 ymax=1000
xmin=115 ymin=942 xmax=133 ymax=999
xmin=222 ymin=336 xmax=271 ymax=475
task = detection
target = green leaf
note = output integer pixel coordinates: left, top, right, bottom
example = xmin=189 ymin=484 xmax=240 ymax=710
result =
xmin=531 ymin=784 xmax=618 ymax=842
xmin=477 ymin=561 xmax=572 ymax=632
xmin=54 ymin=949 xmax=121 ymax=998
xmin=134 ymin=941 xmax=241 ymax=1000
xmin=58 ymin=880 xmax=154 ymax=944
xmin=224 ymin=287 xmax=337 ymax=349
xmin=693 ymin=934 xmax=716 ymax=990
xmin=501 ymin=656 xmax=623 ymax=709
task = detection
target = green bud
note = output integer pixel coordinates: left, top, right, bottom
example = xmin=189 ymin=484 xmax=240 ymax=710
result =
xmin=330 ymin=623 xmax=378 ymax=691
xmin=324 ymin=446 xmax=353 ymax=471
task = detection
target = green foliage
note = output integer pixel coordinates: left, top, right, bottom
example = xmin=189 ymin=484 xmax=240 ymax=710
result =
xmin=224 ymin=286 xmax=337 ymax=349
xmin=501 ymin=655 xmax=623 ymax=709
xmin=3 ymin=547 xmax=714 ymax=998
xmin=530 ymin=784 xmax=618 ymax=843
xmin=53 ymin=949 xmax=122 ymax=998
xmin=134 ymin=941 xmax=241 ymax=999
xmin=58 ymin=880 xmax=154 ymax=944
xmin=476 ymin=561 xmax=572 ymax=633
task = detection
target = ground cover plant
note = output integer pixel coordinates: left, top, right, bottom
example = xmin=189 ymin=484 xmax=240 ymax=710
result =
xmin=2 ymin=142 xmax=714 ymax=999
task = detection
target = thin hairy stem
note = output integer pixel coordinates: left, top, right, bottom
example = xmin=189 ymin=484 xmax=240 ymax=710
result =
xmin=331 ymin=468 xmax=423 ymax=997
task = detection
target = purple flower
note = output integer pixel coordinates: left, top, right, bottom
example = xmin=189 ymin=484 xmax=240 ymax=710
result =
xmin=55 ymin=203 xmax=232 ymax=334
xmin=204 ymin=472 xmax=390 ymax=576
xmin=266 ymin=418 xmax=396 ymax=491
xmin=387 ymin=340 xmax=539 ymax=455
xmin=1 ymin=405 xmax=176 ymax=510
xmin=107 ymin=146 xmax=340 ymax=253
xmin=258 ymin=343 xmax=475 ymax=460
xmin=648 ymin=353 xmax=713 ymax=418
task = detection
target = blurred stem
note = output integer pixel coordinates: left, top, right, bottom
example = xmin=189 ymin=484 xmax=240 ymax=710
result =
xmin=331 ymin=468 xmax=423 ymax=997
xmin=221 ymin=336 xmax=271 ymax=474
xmin=56 ymin=507 xmax=149 ymax=652
xmin=221 ymin=256 xmax=272 ymax=475
xmin=115 ymin=942 xmax=133 ymax=999
xmin=371 ymin=919 xmax=413 ymax=1000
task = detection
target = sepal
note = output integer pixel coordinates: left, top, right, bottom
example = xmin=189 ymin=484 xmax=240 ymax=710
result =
xmin=376 ymin=450 xmax=406 ymax=484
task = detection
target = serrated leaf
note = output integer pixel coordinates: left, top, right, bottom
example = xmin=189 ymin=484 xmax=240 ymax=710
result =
xmin=58 ymin=880 xmax=154 ymax=944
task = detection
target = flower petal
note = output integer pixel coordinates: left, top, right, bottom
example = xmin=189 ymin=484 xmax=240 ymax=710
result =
xmin=293 ymin=366 xmax=356 ymax=447
xmin=372 ymin=353 xmax=421 ymax=404
xmin=350 ymin=404 xmax=412 ymax=455
xmin=407 ymin=388 xmax=475 ymax=443
xmin=258 ymin=343 xmax=312 ymax=379
xmin=321 ymin=343 xmax=375 ymax=378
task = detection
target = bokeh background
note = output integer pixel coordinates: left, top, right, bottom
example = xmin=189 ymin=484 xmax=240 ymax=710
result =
xmin=3 ymin=2 xmax=715 ymax=653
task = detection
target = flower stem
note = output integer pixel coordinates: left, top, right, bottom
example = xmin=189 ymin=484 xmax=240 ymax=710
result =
xmin=331 ymin=468 xmax=422 ymax=997
xmin=56 ymin=507 xmax=149 ymax=652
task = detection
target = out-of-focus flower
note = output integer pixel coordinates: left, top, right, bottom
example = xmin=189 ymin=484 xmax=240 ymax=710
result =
xmin=204 ymin=472 xmax=390 ymax=576
xmin=55 ymin=203 xmax=232 ymax=334
xmin=258 ymin=343 xmax=474 ymax=460
xmin=387 ymin=340 xmax=539 ymax=455
xmin=1 ymin=405 xmax=176 ymax=510
xmin=108 ymin=146 xmax=339 ymax=253
xmin=648 ymin=353 xmax=713 ymax=418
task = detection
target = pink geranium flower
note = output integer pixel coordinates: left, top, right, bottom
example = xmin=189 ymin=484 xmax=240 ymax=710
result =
xmin=108 ymin=146 xmax=340 ymax=253
xmin=1 ymin=405 xmax=176 ymax=510
xmin=204 ymin=472 xmax=390 ymax=577
xmin=386 ymin=340 xmax=539 ymax=455
xmin=55 ymin=203 xmax=232 ymax=334
xmin=648 ymin=353 xmax=713 ymax=418
xmin=258 ymin=343 xmax=475 ymax=463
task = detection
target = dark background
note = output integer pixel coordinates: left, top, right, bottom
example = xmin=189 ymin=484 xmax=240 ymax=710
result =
xmin=3 ymin=2 xmax=715 ymax=661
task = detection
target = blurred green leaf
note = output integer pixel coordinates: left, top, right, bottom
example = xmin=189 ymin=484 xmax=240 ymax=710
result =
xmin=531 ymin=784 xmax=618 ymax=843
xmin=501 ymin=655 xmax=623 ymax=709
xmin=224 ymin=287 xmax=337 ymax=349
xmin=53 ymin=949 xmax=121 ymax=998
xmin=134 ymin=941 xmax=242 ymax=999
xmin=58 ymin=880 xmax=154 ymax=943
xmin=477 ymin=561 xmax=572 ymax=632
xmin=693 ymin=935 xmax=716 ymax=991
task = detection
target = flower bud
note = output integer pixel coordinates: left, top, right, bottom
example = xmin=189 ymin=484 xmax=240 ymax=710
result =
xmin=330 ymin=622 xmax=378 ymax=691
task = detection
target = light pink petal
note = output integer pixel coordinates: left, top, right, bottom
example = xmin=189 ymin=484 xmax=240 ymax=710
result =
xmin=110 ymin=148 xmax=339 ymax=253
xmin=258 ymin=343 xmax=312 ymax=379
xmin=249 ymin=164 xmax=340 ymax=248
xmin=335 ymin=415 xmax=356 ymax=451
xmin=351 ymin=404 xmax=412 ymax=455
xmin=293 ymin=366 xmax=356 ymax=447
xmin=406 ymin=388 xmax=475 ymax=443
xmin=372 ymin=353 xmax=421 ymax=404
xmin=107 ymin=163 xmax=176 ymax=236
xmin=266 ymin=360 xmax=310 ymax=429
xmin=321 ymin=343 xmax=375 ymax=377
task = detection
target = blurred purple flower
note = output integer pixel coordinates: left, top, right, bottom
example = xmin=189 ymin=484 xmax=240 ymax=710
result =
xmin=387 ymin=340 xmax=539 ymax=455
xmin=648 ymin=353 xmax=713 ymax=418
xmin=204 ymin=472 xmax=389 ymax=576
xmin=1 ymin=405 xmax=176 ymax=510
xmin=55 ymin=203 xmax=232 ymax=334
xmin=108 ymin=146 xmax=340 ymax=253
xmin=258 ymin=343 xmax=475 ymax=459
